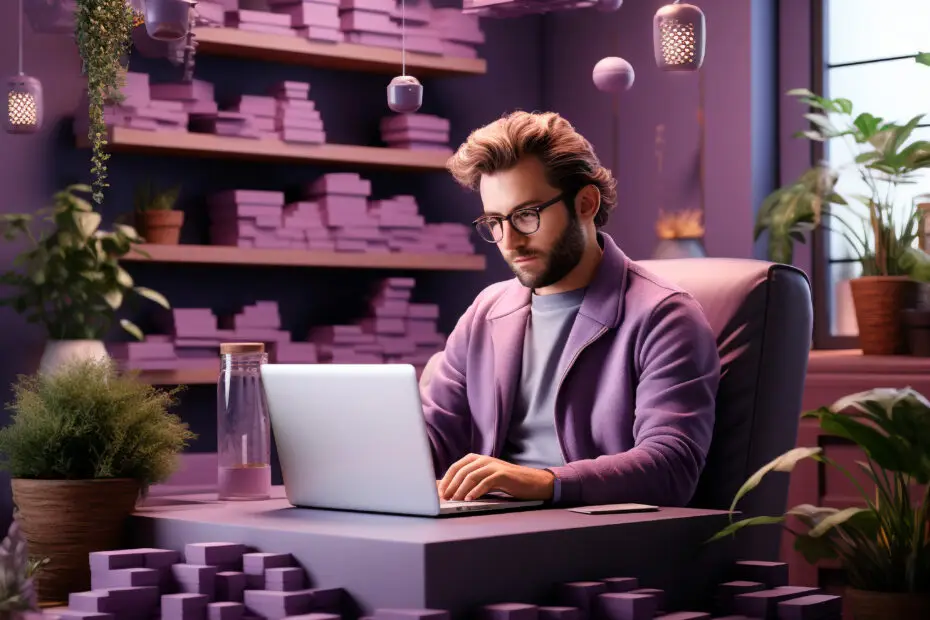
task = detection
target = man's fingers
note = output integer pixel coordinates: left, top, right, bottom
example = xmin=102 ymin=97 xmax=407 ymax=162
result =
xmin=442 ymin=457 xmax=487 ymax=500
xmin=438 ymin=453 xmax=480 ymax=496
xmin=451 ymin=464 xmax=496 ymax=501
xmin=465 ymin=471 xmax=502 ymax=501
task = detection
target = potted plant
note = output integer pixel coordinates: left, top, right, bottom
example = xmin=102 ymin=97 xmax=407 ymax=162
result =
xmin=754 ymin=57 xmax=930 ymax=354
xmin=134 ymin=181 xmax=184 ymax=245
xmin=708 ymin=387 xmax=930 ymax=619
xmin=0 ymin=357 xmax=196 ymax=604
xmin=0 ymin=184 xmax=171 ymax=374
xmin=0 ymin=520 xmax=48 ymax=619
xmin=74 ymin=0 xmax=139 ymax=205
xmin=652 ymin=208 xmax=707 ymax=259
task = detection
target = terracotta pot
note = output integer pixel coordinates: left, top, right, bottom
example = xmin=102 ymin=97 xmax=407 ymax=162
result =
xmin=11 ymin=478 xmax=141 ymax=604
xmin=845 ymin=587 xmax=930 ymax=619
xmin=137 ymin=209 xmax=184 ymax=245
xmin=849 ymin=275 xmax=917 ymax=355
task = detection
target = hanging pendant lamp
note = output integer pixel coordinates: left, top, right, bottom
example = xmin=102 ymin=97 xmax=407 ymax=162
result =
xmin=6 ymin=0 xmax=43 ymax=134
xmin=653 ymin=1 xmax=706 ymax=71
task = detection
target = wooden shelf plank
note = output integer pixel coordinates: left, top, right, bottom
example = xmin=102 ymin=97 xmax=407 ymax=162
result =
xmin=77 ymin=127 xmax=453 ymax=171
xmin=134 ymin=367 xmax=218 ymax=385
xmin=192 ymin=27 xmax=487 ymax=77
xmin=122 ymin=243 xmax=487 ymax=271
xmin=808 ymin=348 xmax=930 ymax=375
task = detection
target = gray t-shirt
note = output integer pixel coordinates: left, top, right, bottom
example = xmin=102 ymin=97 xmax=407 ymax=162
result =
xmin=500 ymin=287 xmax=585 ymax=469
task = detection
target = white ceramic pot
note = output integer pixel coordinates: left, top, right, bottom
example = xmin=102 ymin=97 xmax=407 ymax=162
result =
xmin=38 ymin=339 xmax=109 ymax=375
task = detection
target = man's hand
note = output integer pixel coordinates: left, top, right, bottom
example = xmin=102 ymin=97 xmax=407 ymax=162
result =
xmin=437 ymin=454 xmax=555 ymax=501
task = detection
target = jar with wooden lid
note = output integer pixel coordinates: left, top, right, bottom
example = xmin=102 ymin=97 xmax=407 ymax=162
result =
xmin=217 ymin=342 xmax=271 ymax=500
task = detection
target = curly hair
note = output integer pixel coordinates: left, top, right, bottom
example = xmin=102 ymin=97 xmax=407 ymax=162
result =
xmin=446 ymin=110 xmax=618 ymax=227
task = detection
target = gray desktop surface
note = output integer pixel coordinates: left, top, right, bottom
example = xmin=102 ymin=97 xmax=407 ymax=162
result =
xmin=129 ymin=486 xmax=735 ymax=618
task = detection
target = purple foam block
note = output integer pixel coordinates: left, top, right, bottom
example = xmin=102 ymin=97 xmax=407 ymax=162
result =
xmin=69 ymin=591 xmax=111 ymax=613
xmin=733 ymin=561 xmax=789 ymax=588
xmin=185 ymin=542 xmax=248 ymax=567
xmin=628 ymin=588 xmax=664 ymax=610
xmin=91 ymin=567 xmax=160 ymax=590
xmin=374 ymin=610 xmax=450 ymax=620
xmin=209 ymin=601 xmax=245 ymax=620
xmin=172 ymin=563 xmax=219 ymax=598
xmin=555 ymin=582 xmax=607 ymax=619
xmin=51 ymin=612 xmax=114 ymax=620
xmin=714 ymin=580 xmax=766 ymax=613
xmin=304 ymin=587 xmax=345 ymax=614
xmin=284 ymin=615 xmax=341 ymax=620
xmin=537 ymin=607 xmax=580 ymax=620
xmin=599 ymin=578 xmax=638 ymax=593
xmin=482 ymin=603 xmax=538 ymax=620
xmin=163 ymin=593 xmax=209 ymax=619
xmin=243 ymin=589 xmax=313 ymax=617
xmin=597 ymin=593 xmax=657 ymax=620
xmin=776 ymin=594 xmax=842 ymax=619
xmin=89 ymin=550 xmax=145 ymax=573
xmin=733 ymin=587 xmax=821 ymax=619
xmin=654 ymin=613 xmax=710 ymax=620
xmin=242 ymin=552 xmax=293 ymax=589
xmin=265 ymin=566 xmax=305 ymax=591
xmin=217 ymin=571 xmax=247 ymax=602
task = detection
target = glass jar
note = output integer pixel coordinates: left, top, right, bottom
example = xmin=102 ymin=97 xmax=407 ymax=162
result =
xmin=217 ymin=342 xmax=271 ymax=500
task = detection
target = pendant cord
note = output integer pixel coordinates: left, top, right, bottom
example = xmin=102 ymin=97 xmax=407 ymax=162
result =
xmin=401 ymin=0 xmax=407 ymax=76
xmin=18 ymin=0 xmax=24 ymax=75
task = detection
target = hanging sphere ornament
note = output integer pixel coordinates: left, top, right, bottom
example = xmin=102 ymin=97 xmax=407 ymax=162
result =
xmin=387 ymin=75 xmax=423 ymax=113
xmin=5 ymin=74 xmax=43 ymax=134
xmin=653 ymin=2 xmax=706 ymax=71
xmin=592 ymin=57 xmax=634 ymax=93
xmin=595 ymin=0 xmax=623 ymax=12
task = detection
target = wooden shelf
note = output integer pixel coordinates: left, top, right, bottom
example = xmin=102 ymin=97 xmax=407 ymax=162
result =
xmin=808 ymin=348 xmax=930 ymax=374
xmin=78 ymin=127 xmax=453 ymax=171
xmin=122 ymin=243 xmax=486 ymax=271
xmin=134 ymin=367 xmax=217 ymax=386
xmin=192 ymin=27 xmax=487 ymax=77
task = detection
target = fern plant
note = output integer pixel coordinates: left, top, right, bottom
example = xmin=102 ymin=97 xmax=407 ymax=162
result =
xmin=0 ymin=357 xmax=196 ymax=489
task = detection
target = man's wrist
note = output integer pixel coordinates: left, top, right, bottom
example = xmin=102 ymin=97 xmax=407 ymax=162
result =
xmin=543 ymin=468 xmax=560 ymax=503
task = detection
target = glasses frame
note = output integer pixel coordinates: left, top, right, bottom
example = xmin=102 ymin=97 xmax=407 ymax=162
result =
xmin=472 ymin=193 xmax=566 ymax=244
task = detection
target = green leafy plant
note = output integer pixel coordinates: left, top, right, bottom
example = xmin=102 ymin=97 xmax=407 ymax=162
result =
xmin=755 ymin=55 xmax=930 ymax=278
xmin=134 ymin=182 xmax=181 ymax=212
xmin=709 ymin=387 xmax=930 ymax=593
xmin=0 ymin=521 xmax=42 ymax=614
xmin=75 ymin=0 xmax=139 ymax=205
xmin=0 ymin=184 xmax=170 ymax=341
xmin=0 ymin=357 xmax=196 ymax=489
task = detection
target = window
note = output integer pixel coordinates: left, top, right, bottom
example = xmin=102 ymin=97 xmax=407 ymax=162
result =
xmin=818 ymin=0 xmax=930 ymax=342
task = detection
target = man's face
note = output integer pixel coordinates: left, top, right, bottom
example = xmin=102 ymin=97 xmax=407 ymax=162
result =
xmin=478 ymin=157 xmax=586 ymax=291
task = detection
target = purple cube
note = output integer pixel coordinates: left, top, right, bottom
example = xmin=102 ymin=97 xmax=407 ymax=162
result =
xmin=715 ymin=581 xmax=766 ymax=614
xmin=209 ymin=601 xmax=245 ymax=620
xmin=242 ymin=552 xmax=293 ymax=588
xmin=537 ymin=607 xmax=580 ymax=620
xmin=734 ymin=586 xmax=821 ymax=619
xmin=733 ymin=561 xmax=789 ymax=588
xmin=217 ymin=571 xmax=247 ymax=602
xmin=163 ymin=593 xmax=209 ymax=619
xmin=138 ymin=548 xmax=182 ymax=569
xmin=555 ymin=582 xmax=607 ymax=619
xmin=68 ymin=591 xmax=111 ymax=613
xmin=482 ymin=603 xmax=538 ymax=620
xmin=776 ymin=594 xmax=843 ymax=619
xmin=172 ymin=563 xmax=218 ymax=599
xmin=47 ymin=612 xmax=114 ymax=620
xmin=243 ymin=589 xmax=314 ymax=618
xmin=265 ymin=566 xmax=305 ymax=591
xmin=374 ymin=610 xmax=451 ymax=620
xmin=283 ymin=615 xmax=341 ymax=620
xmin=600 ymin=578 xmax=638 ymax=593
xmin=89 ymin=550 xmax=145 ymax=573
xmin=186 ymin=542 xmax=248 ymax=569
xmin=597 ymin=593 xmax=657 ymax=620
xmin=627 ymin=588 xmax=664 ymax=611
xmin=304 ymin=587 xmax=345 ymax=614
xmin=91 ymin=567 xmax=160 ymax=590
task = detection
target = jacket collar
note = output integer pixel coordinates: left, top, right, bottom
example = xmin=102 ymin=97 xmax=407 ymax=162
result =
xmin=486 ymin=231 xmax=628 ymax=329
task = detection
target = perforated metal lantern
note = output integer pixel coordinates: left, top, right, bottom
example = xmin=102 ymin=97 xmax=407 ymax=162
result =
xmin=144 ymin=0 xmax=194 ymax=41
xmin=653 ymin=2 xmax=706 ymax=71
xmin=5 ymin=74 xmax=43 ymax=134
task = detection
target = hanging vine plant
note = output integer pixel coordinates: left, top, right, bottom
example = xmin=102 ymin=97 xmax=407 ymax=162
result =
xmin=74 ymin=0 xmax=139 ymax=205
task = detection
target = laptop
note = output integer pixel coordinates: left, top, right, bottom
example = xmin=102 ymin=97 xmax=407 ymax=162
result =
xmin=260 ymin=363 xmax=545 ymax=517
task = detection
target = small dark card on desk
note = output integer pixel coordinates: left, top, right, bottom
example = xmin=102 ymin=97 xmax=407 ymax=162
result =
xmin=567 ymin=503 xmax=659 ymax=515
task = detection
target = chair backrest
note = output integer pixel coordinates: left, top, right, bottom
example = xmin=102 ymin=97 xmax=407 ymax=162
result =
xmin=638 ymin=257 xmax=813 ymax=560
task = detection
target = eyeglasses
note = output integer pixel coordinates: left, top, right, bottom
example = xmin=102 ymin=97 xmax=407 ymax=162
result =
xmin=472 ymin=194 xmax=565 ymax=244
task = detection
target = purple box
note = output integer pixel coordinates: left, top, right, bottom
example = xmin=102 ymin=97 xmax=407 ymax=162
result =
xmin=733 ymin=561 xmax=789 ymax=588
xmin=242 ymin=552 xmax=293 ymax=588
xmin=733 ymin=586 xmax=821 ymax=619
xmin=537 ymin=607 xmax=580 ymax=620
xmin=555 ymin=582 xmax=607 ymax=619
xmin=243 ymin=589 xmax=314 ymax=617
xmin=88 ymin=550 xmax=145 ymax=573
xmin=172 ymin=563 xmax=219 ymax=598
xmin=628 ymin=587 xmax=664 ymax=610
xmin=482 ymin=603 xmax=538 ymax=620
xmin=209 ymin=601 xmax=245 ymax=620
xmin=91 ymin=567 xmax=160 ymax=590
xmin=265 ymin=566 xmax=305 ymax=591
xmin=185 ymin=542 xmax=248 ymax=567
xmin=380 ymin=113 xmax=450 ymax=134
xmin=374 ymin=610 xmax=450 ymax=620
xmin=600 ymin=577 xmax=638 ymax=593
xmin=216 ymin=571 xmax=247 ymax=603
xmin=654 ymin=613 xmax=710 ymax=620
xmin=597 ymin=593 xmax=657 ymax=620
xmin=163 ymin=593 xmax=209 ymax=619
xmin=776 ymin=594 xmax=842 ymax=619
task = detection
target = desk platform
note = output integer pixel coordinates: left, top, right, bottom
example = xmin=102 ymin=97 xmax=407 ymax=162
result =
xmin=128 ymin=487 xmax=735 ymax=619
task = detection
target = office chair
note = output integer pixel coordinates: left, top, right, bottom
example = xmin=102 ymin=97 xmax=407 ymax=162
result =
xmin=420 ymin=258 xmax=813 ymax=561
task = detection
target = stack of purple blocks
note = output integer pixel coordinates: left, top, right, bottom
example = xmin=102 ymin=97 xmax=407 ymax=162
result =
xmin=226 ymin=8 xmax=299 ymax=37
xmin=309 ymin=277 xmax=446 ymax=366
xmin=461 ymin=0 xmax=597 ymax=18
xmin=338 ymin=0 xmax=403 ymax=49
xmin=206 ymin=174 xmax=475 ymax=255
xmin=72 ymin=72 xmax=196 ymax=136
xmin=383 ymin=2 xmax=444 ymax=55
xmin=42 ymin=543 xmax=345 ymax=620
xmin=268 ymin=0 xmax=345 ymax=44
xmin=192 ymin=1 xmax=227 ymax=26
xmin=430 ymin=7 xmax=486 ymax=58
xmin=379 ymin=114 xmax=451 ymax=152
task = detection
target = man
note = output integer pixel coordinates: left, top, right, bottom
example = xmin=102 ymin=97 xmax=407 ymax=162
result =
xmin=422 ymin=110 xmax=720 ymax=508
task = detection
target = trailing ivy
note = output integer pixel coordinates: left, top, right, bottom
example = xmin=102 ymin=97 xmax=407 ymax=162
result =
xmin=74 ymin=0 xmax=137 ymax=205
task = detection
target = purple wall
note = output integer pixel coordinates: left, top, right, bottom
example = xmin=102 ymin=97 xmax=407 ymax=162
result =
xmin=541 ymin=0 xmax=782 ymax=263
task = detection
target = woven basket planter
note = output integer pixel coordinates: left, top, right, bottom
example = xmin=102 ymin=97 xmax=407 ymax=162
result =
xmin=845 ymin=588 xmax=930 ymax=619
xmin=11 ymin=478 xmax=141 ymax=604
xmin=849 ymin=276 xmax=917 ymax=355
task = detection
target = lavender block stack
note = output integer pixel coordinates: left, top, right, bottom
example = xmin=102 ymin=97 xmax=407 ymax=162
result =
xmin=72 ymin=71 xmax=194 ymax=136
xmin=385 ymin=2 xmax=443 ymax=55
xmin=430 ymin=7 xmax=485 ymax=58
xmin=208 ymin=189 xmax=292 ymax=249
xmin=226 ymin=8 xmax=299 ymax=37
xmin=379 ymin=113 xmax=451 ymax=152
xmin=339 ymin=0 xmax=402 ymax=49
xmin=269 ymin=0 xmax=345 ymax=43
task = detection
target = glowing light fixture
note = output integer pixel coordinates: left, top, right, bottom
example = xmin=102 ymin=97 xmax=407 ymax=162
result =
xmin=6 ymin=0 xmax=43 ymax=134
xmin=653 ymin=1 xmax=706 ymax=71
xmin=387 ymin=0 xmax=423 ymax=113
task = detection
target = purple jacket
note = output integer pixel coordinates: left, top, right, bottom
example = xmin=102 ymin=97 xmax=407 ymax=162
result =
xmin=421 ymin=232 xmax=720 ymax=507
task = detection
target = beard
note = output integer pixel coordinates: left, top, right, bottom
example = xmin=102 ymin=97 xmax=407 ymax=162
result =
xmin=507 ymin=216 xmax=586 ymax=290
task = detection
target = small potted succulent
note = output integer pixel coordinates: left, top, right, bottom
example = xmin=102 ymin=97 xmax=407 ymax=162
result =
xmin=0 ymin=357 xmax=196 ymax=604
xmin=134 ymin=181 xmax=184 ymax=245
